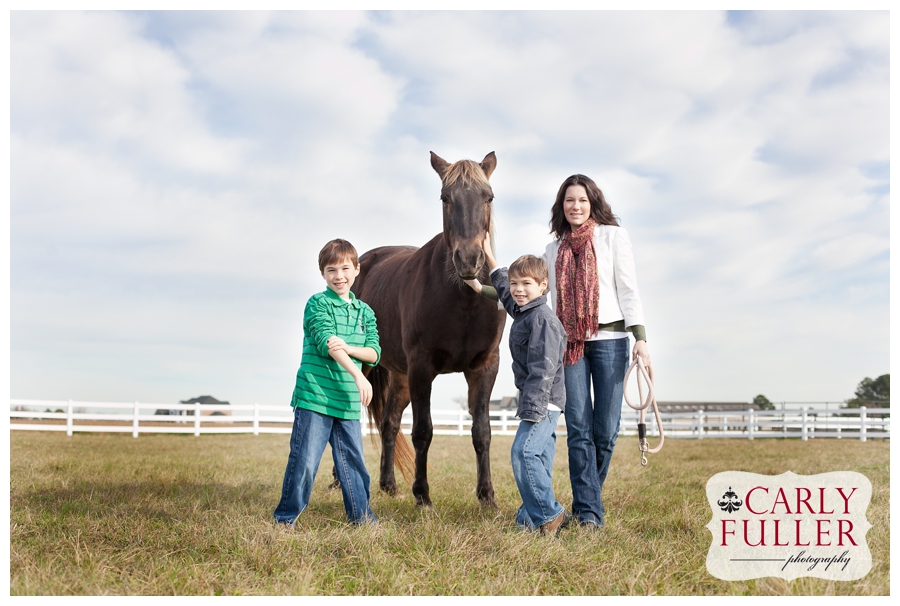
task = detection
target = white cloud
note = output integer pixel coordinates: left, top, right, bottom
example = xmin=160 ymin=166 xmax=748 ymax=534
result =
xmin=812 ymin=234 xmax=889 ymax=270
xmin=12 ymin=11 xmax=247 ymax=174
xmin=9 ymin=10 xmax=889 ymax=408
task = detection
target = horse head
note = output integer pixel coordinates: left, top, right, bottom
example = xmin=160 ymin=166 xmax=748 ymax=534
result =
xmin=430 ymin=151 xmax=496 ymax=280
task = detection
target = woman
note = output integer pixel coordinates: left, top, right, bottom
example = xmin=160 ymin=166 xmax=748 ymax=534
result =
xmin=543 ymin=174 xmax=650 ymax=528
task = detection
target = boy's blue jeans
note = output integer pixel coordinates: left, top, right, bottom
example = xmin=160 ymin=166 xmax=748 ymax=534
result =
xmin=512 ymin=409 xmax=565 ymax=530
xmin=273 ymin=406 xmax=377 ymax=525
xmin=564 ymin=337 xmax=630 ymax=526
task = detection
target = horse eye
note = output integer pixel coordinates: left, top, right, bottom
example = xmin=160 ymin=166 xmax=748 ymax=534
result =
xmin=486 ymin=196 xmax=494 ymax=204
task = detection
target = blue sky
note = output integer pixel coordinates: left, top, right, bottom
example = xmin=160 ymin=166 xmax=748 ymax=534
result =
xmin=8 ymin=10 xmax=890 ymax=409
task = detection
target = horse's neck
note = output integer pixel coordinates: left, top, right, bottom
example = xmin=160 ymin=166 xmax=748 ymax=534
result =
xmin=418 ymin=233 xmax=466 ymax=290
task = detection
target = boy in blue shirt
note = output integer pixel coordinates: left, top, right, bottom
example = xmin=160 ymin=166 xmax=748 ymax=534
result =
xmin=465 ymin=234 xmax=571 ymax=536
xmin=273 ymin=239 xmax=381 ymax=527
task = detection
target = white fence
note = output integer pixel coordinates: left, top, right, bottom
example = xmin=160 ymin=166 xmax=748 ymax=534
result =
xmin=8 ymin=399 xmax=890 ymax=441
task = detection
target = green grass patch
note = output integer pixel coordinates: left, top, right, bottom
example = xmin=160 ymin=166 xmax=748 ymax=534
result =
xmin=10 ymin=431 xmax=889 ymax=595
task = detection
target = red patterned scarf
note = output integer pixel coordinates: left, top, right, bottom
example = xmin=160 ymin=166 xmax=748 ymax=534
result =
xmin=555 ymin=218 xmax=599 ymax=366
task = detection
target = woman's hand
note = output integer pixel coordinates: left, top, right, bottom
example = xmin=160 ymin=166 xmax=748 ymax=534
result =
xmin=463 ymin=279 xmax=483 ymax=294
xmin=633 ymin=340 xmax=651 ymax=368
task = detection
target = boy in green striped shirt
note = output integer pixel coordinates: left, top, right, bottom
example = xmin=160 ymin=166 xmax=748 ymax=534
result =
xmin=274 ymin=239 xmax=381 ymax=526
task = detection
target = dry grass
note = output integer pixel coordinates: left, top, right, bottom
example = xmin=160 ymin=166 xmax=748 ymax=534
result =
xmin=9 ymin=431 xmax=889 ymax=595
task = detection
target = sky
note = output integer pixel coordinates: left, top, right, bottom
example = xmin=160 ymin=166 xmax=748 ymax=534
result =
xmin=8 ymin=9 xmax=890 ymax=410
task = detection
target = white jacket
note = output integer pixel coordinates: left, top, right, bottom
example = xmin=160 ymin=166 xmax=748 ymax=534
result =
xmin=543 ymin=224 xmax=645 ymax=335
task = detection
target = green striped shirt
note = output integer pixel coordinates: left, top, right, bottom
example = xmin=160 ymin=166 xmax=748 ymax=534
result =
xmin=291 ymin=288 xmax=381 ymax=420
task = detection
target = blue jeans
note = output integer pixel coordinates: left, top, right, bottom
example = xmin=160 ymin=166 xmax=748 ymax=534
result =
xmin=564 ymin=337 xmax=630 ymax=525
xmin=273 ymin=406 xmax=377 ymax=525
xmin=512 ymin=410 xmax=565 ymax=530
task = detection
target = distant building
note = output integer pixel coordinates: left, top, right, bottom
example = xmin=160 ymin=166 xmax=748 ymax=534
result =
xmin=655 ymin=402 xmax=758 ymax=413
xmin=489 ymin=396 xmax=518 ymax=411
xmin=155 ymin=395 xmax=231 ymax=416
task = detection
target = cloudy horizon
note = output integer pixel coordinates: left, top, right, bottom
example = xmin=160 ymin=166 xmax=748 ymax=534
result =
xmin=10 ymin=10 xmax=889 ymax=409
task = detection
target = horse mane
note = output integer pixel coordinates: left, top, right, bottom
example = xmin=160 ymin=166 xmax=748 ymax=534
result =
xmin=441 ymin=159 xmax=491 ymax=190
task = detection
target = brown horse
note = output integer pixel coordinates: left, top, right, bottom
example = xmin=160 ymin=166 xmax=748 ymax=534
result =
xmin=352 ymin=151 xmax=506 ymax=507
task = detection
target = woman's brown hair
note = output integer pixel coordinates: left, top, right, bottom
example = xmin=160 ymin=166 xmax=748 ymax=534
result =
xmin=549 ymin=174 xmax=619 ymax=239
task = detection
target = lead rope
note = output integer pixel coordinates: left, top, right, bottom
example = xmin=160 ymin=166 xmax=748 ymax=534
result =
xmin=623 ymin=356 xmax=664 ymax=466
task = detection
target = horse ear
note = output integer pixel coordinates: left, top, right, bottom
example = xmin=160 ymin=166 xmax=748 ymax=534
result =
xmin=480 ymin=151 xmax=497 ymax=180
xmin=430 ymin=151 xmax=450 ymax=178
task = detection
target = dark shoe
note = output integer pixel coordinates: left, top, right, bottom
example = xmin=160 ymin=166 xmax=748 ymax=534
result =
xmin=540 ymin=510 xmax=572 ymax=537
xmin=579 ymin=519 xmax=603 ymax=530
xmin=273 ymin=520 xmax=295 ymax=531
xmin=350 ymin=515 xmax=379 ymax=526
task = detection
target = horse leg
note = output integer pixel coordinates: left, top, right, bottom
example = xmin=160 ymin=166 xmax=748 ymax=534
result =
xmin=377 ymin=372 xmax=408 ymax=496
xmin=407 ymin=363 xmax=436 ymax=507
xmin=378 ymin=373 xmax=410 ymax=496
xmin=465 ymin=358 xmax=500 ymax=508
xmin=328 ymin=466 xmax=340 ymax=491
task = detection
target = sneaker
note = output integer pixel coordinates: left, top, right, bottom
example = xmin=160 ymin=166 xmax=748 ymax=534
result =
xmin=273 ymin=517 xmax=296 ymax=530
xmin=539 ymin=510 xmax=572 ymax=537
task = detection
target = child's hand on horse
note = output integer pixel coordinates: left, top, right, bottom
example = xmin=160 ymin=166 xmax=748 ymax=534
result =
xmin=481 ymin=232 xmax=498 ymax=269
xmin=482 ymin=231 xmax=492 ymax=251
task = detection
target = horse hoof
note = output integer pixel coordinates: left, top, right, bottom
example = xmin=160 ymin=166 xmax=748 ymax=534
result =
xmin=414 ymin=495 xmax=434 ymax=507
xmin=327 ymin=479 xmax=341 ymax=491
xmin=477 ymin=489 xmax=497 ymax=509
xmin=379 ymin=483 xmax=399 ymax=497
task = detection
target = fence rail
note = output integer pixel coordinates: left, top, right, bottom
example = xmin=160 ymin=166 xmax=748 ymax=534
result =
xmin=8 ymin=399 xmax=890 ymax=441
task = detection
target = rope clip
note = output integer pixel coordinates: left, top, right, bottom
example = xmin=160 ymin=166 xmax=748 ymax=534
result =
xmin=624 ymin=356 xmax=664 ymax=466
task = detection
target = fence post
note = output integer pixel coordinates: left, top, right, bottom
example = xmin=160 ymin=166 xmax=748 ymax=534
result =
xmin=253 ymin=403 xmax=259 ymax=436
xmin=801 ymin=407 xmax=808 ymax=441
xmin=697 ymin=410 xmax=704 ymax=440
xmin=194 ymin=402 xmax=201 ymax=436
xmin=458 ymin=409 xmax=464 ymax=436
xmin=748 ymin=408 xmax=754 ymax=440
xmin=67 ymin=399 xmax=74 ymax=437
xmin=860 ymin=406 xmax=867 ymax=442
xmin=133 ymin=401 xmax=140 ymax=438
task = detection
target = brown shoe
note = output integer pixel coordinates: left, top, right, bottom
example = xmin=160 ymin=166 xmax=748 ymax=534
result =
xmin=539 ymin=510 xmax=572 ymax=537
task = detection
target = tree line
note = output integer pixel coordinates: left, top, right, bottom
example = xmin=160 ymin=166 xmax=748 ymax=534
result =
xmin=753 ymin=373 xmax=889 ymax=410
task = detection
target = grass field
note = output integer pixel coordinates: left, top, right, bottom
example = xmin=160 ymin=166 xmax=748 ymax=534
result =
xmin=9 ymin=431 xmax=889 ymax=595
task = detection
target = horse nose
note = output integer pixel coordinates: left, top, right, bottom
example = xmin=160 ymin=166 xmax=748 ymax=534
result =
xmin=453 ymin=246 xmax=484 ymax=279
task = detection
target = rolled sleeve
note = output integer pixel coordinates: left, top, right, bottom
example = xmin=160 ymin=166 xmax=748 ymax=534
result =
xmin=362 ymin=305 xmax=382 ymax=366
xmin=305 ymin=296 xmax=337 ymax=357
xmin=631 ymin=324 xmax=647 ymax=342
xmin=479 ymin=285 xmax=499 ymax=301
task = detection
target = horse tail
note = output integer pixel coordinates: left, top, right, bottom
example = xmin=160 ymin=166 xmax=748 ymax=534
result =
xmin=366 ymin=365 xmax=415 ymax=485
